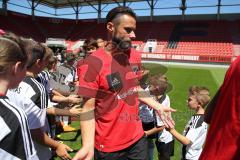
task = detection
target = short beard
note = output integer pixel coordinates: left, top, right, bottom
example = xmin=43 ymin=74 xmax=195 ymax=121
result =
xmin=112 ymin=37 xmax=132 ymax=53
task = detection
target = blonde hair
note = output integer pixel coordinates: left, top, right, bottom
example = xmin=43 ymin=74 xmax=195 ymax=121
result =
xmin=198 ymin=87 xmax=210 ymax=95
xmin=189 ymin=86 xmax=211 ymax=108
xmin=47 ymin=56 xmax=57 ymax=68
xmin=189 ymin=86 xmax=210 ymax=95
xmin=149 ymin=74 xmax=168 ymax=95
xmin=0 ymin=32 xmax=27 ymax=74
xmin=196 ymin=93 xmax=211 ymax=108
xmin=188 ymin=86 xmax=199 ymax=95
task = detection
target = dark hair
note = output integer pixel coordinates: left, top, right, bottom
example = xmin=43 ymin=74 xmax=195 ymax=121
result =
xmin=106 ymin=6 xmax=136 ymax=23
xmin=47 ymin=56 xmax=57 ymax=69
xmin=21 ymin=39 xmax=46 ymax=69
xmin=66 ymin=52 xmax=75 ymax=62
xmin=0 ymin=32 xmax=28 ymax=73
xmin=82 ymin=38 xmax=98 ymax=52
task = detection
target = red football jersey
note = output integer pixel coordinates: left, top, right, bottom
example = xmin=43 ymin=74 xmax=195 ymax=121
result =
xmin=77 ymin=48 xmax=144 ymax=152
xmin=200 ymin=56 xmax=240 ymax=160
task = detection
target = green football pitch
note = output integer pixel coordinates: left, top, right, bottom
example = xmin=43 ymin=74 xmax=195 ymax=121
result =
xmin=54 ymin=63 xmax=228 ymax=160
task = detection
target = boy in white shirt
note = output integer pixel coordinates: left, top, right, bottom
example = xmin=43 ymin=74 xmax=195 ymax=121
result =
xmin=167 ymin=86 xmax=210 ymax=160
xmin=148 ymin=74 xmax=174 ymax=160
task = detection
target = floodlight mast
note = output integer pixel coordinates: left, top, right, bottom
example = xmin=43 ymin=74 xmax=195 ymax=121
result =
xmin=217 ymin=0 xmax=222 ymax=20
xmin=2 ymin=0 xmax=7 ymax=15
xmin=2 ymin=0 xmax=239 ymax=22
xmin=180 ymin=0 xmax=187 ymax=21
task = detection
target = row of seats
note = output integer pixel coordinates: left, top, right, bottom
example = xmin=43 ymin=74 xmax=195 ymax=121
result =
xmin=0 ymin=11 xmax=235 ymax=61
xmin=134 ymin=40 xmax=233 ymax=56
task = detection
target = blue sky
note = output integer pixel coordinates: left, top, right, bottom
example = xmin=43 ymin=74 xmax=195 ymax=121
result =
xmin=1 ymin=0 xmax=240 ymax=19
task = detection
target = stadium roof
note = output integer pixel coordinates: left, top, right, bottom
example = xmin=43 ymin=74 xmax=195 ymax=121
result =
xmin=38 ymin=0 xmax=143 ymax=8
xmin=3 ymin=0 xmax=240 ymax=20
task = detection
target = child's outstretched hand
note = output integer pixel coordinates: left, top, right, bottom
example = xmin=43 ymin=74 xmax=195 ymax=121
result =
xmin=156 ymin=108 xmax=175 ymax=129
xmin=164 ymin=113 xmax=175 ymax=131
xmin=69 ymin=105 xmax=83 ymax=116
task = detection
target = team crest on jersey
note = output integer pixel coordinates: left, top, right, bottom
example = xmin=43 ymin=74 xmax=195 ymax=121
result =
xmin=106 ymin=72 xmax=122 ymax=92
xmin=131 ymin=65 xmax=139 ymax=74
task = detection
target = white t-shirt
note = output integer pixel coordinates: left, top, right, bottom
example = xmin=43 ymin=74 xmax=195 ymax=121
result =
xmin=37 ymin=70 xmax=57 ymax=108
xmin=0 ymin=96 xmax=39 ymax=160
xmin=64 ymin=66 xmax=77 ymax=84
xmin=11 ymin=77 xmax=52 ymax=160
xmin=50 ymin=65 xmax=75 ymax=93
xmin=37 ymin=70 xmax=52 ymax=95
xmin=155 ymin=94 xmax=174 ymax=144
xmin=7 ymin=90 xmax=46 ymax=129
xmin=182 ymin=114 xmax=208 ymax=160
xmin=57 ymin=54 xmax=62 ymax=62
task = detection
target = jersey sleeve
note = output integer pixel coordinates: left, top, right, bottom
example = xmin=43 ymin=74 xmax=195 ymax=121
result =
xmin=64 ymin=72 xmax=74 ymax=85
xmin=132 ymin=49 xmax=143 ymax=80
xmin=186 ymin=116 xmax=206 ymax=143
xmin=77 ymin=58 xmax=100 ymax=98
xmin=185 ymin=127 xmax=203 ymax=143
xmin=162 ymin=95 xmax=170 ymax=107
xmin=24 ymin=98 xmax=47 ymax=129
xmin=7 ymin=89 xmax=46 ymax=129
xmin=0 ymin=117 xmax=11 ymax=141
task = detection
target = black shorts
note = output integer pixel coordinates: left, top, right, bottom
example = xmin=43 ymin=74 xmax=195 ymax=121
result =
xmin=94 ymin=136 xmax=148 ymax=160
xmin=155 ymin=140 xmax=174 ymax=160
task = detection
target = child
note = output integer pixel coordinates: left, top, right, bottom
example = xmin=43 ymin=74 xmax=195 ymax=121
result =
xmin=167 ymin=86 xmax=210 ymax=160
xmin=139 ymin=80 xmax=156 ymax=160
xmin=53 ymin=52 xmax=80 ymax=132
xmin=82 ymin=38 xmax=99 ymax=58
xmin=0 ymin=32 xmax=38 ymax=159
xmin=148 ymin=74 xmax=175 ymax=160
xmin=7 ymin=38 xmax=73 ymax=160
xmin=38 ymin=48 xmax=81 ymax=134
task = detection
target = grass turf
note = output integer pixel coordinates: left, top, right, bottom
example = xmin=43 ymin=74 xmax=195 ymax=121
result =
xmin=54 ymin=63 xmax=227 ymax=160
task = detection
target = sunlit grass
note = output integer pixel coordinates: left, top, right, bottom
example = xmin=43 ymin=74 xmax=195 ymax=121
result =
xmin=54 ymin=64 xmax=227 ymax=160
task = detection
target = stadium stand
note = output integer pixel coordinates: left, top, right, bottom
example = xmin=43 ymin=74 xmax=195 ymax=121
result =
xmin=136 ymin=21 xmax=234 ymax=63
xmin=67 ymin=20 xmax=107 ymax=41
xmin=0 ymin=12 xmax=46 ymax=41
xmin=0 ymin=10 xmax=236 ymax=63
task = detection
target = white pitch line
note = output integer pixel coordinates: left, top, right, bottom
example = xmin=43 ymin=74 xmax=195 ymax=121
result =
xmin=142 ymin=60 xmax=230 ymax=69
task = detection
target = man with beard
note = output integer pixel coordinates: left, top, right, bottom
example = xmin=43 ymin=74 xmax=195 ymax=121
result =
xmin=73 ymin=6 xmax=175 ymax=160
